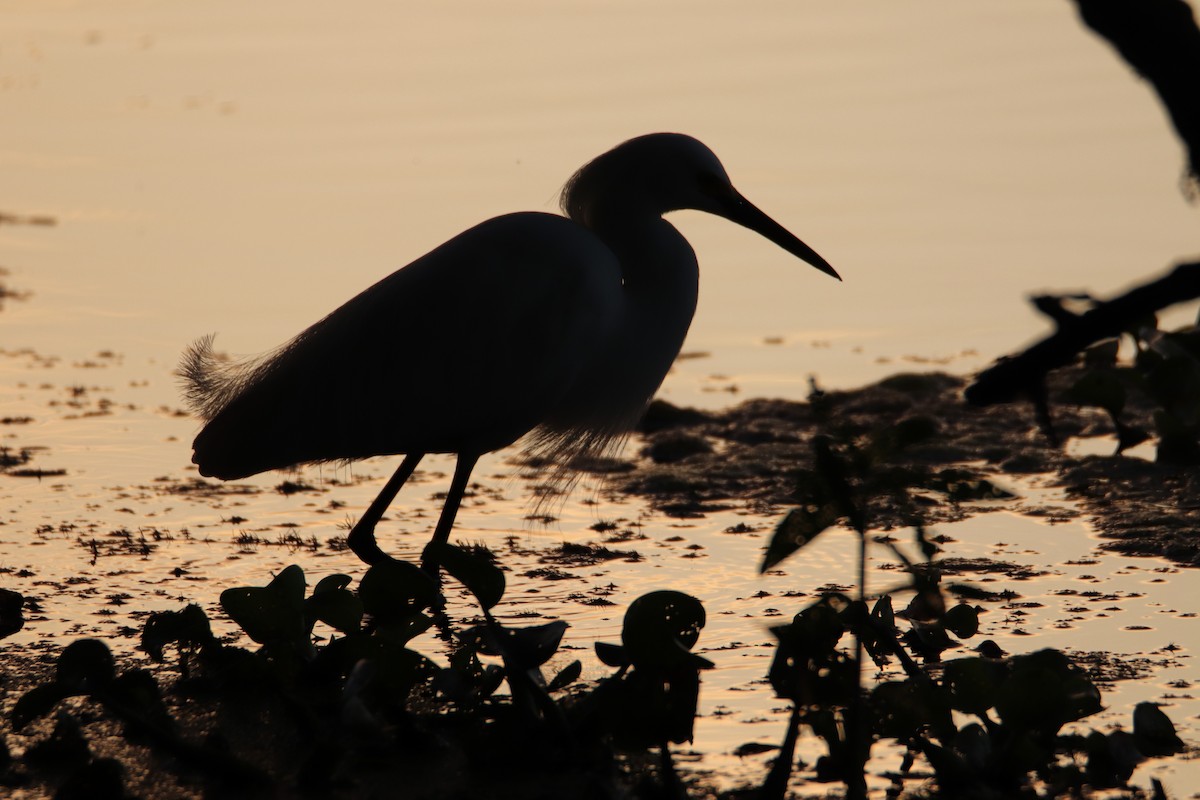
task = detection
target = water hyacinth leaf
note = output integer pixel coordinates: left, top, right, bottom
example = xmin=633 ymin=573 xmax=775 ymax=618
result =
xmin=140 ymin=604 xmax=214 ymax=661
xmin=319 ymin=637 xmax=431 ymax=703
xmin=762 ymin=503 xmax=838 ymax=573
xmin=57 ymin=639 xmax=116 ymax=692
xmin=954 ymin=723 xmax=994 ymax=774
xmin=313 ymin=573 xmax=353 ymax=595
xmin=305 ymin=588 xmax=363 ymax=635
xmin=547 ymin=660 xmax=582 ymax=692
xmin=606 ymin=666 xmax=703 ymax=748
xmin=462 ymin=620 xmax=567 ymax=671
xmin=364 ymin=645 xmax=431 ymax=702
xmin=425 ymin=541 xmax=505 ymax=610
xmin=621 ymin=590 xmax=713 ymax=671
xmin=377 ymin=611 xmax=436 ymax=645
xmin=267 ymin=564 xmax=307 ymax=606
xmin=0 ymin=588 xmax=24 ymax=640
xmin=943 ymin=604 xmax=981 ymax=639
xmin=221 ymin=586 xmax=306 ymax=646
xmin=995 ymin=649 xmax=1102 ymax=733
xmin=904 ymin=619 xmax=954 ymax=656
xmin=507 ymin=620 xmax=568 ymax=669
xmin=904 ymin=585 xmax=946 ymax=622
xmin=1132 ymin=702 xmax=1184 ymax=756
xmin=1067 ymin=370 xmax=1127 ymax=417
xmin=358 ymin=559 xmax=441 ymax=621
xmin=1086 ymin=730 xmax=1142 ymax=787
xmin=872 ymin=680 xmax=953 ymax=741
xmin=944 ymin=656 xmax=1006 ymax=716
xmin=770 ymin=599 xmax=846 ymax=658
xmin=594 ymin=641 xmax=629 ymax=668
xmin=218 ymin=565 xmax=308 ymax=645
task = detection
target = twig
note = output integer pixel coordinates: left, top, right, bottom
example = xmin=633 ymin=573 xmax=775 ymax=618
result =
xmin=965 ymin=261 xmax=1200 ymax=407
xmin=1072 ymin=0 xmax=1200 ymax=184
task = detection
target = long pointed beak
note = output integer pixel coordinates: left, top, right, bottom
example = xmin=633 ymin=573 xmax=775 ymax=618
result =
xmin=724 ymin=191 xmax=841 ymax=281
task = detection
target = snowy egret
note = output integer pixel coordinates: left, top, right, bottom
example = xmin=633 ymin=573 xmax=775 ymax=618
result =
xmin=182 ymin=133 xmax=839 ymax=572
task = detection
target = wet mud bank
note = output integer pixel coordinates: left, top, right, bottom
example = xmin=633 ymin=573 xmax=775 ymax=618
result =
xmin=608 ymin=371 xmax=1199 ymax=567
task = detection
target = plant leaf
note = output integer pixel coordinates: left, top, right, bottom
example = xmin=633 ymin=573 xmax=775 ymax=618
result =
xmin=595 ymin=641 xmax=629 ymax=668
xmin=313 ymin=573 xmax=353 ymax=595
xmin=548 ymin=660 xmax=582 ymax=692
xmin=426 ymin=542 xmax=505 ymax=610
xmin=357 ymin=559 xmax=441 ymax=622
xmin=56 ymin=639 xmax=116 ymax=692
xmin=267 ymin=564 xmax=307 ymax=606
xmin=220 ymin=586 xmax=306 ymax=646
xmin=943 ymin=604 xmax=981 ymax=639
xmin=305 ymin=588 xmax=364 ymax=635
xmin=761 ymin=504 xmax=838 ymax=573
xmin=621 ymin=590 xmax=713 ymax=671
xmin=140 ymin=604 xmax=213 ymax=661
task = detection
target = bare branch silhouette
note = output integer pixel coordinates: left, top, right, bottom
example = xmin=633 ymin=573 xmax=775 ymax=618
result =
xmin=1073 ymin=0 xmax=1200 ymax=186
xmin=965 ymin=261 xmax=1200 ymax=407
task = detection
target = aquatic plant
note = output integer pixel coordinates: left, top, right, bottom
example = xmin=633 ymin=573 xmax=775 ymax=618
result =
xmin=756 ymin=411 xmax=1185 ymax=799
xmin=3 ymin=549 xmax=712 ymax=798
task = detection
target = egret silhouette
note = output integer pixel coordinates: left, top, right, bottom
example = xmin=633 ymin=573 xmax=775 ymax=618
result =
xmin=182 ymin=133 xmax=839 ymax=573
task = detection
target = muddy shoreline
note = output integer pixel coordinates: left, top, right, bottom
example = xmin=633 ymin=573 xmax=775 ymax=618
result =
xmin=612 ymin=370 xmax=1198 ymax=568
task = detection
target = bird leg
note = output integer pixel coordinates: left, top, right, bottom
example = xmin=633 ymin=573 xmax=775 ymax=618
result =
xmin=420 ymin=452 xmax=480 ymax=578
xmin=347 ymin=452 xmax=424 ymax=565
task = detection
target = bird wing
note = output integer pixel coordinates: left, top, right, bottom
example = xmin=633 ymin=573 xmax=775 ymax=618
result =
xmin=188 ymin=212 xmax=623 ymax=479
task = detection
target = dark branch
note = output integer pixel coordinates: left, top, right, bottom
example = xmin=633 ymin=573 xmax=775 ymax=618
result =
xmin=1072 ymin=0 xmax=1200 ymax=186
xmin=965 ymin=261 xmax=1200 ymax=407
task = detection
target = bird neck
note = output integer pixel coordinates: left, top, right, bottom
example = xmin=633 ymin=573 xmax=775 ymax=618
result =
xmin=594 ymin=212 xmax=699 ymax=302
xmin=597 ymin=211 xmax=699 ymax=395
xmin=535 ymin=211 xmax=700 ymax=447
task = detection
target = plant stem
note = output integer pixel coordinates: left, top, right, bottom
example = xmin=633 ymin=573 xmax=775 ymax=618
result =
xmin=845 ymin=528 xmax=869 ymax=800
xmin=760 ymin=704 xmax=802 ymax=800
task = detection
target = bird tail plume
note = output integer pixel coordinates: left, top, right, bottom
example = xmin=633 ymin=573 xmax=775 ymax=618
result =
xmin=178 ymin=334 xmax=269 ymax=422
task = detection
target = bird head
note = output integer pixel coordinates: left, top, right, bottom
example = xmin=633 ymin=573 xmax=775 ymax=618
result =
xmin=562 ymin=133 xmax=840 ymax=280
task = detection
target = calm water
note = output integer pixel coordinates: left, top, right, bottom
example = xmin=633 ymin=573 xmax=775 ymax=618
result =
xmin=2 ymin=2 xmax=1198 ymax=795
